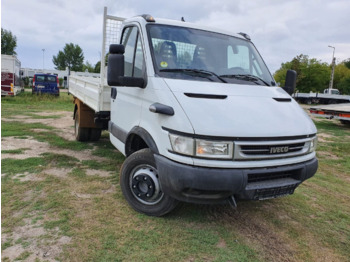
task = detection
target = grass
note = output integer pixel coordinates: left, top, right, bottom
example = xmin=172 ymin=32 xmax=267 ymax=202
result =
xmin=1 ymin=148 xmax=29 ymax=154
xmin=1 ymin=94 xmax=350 ymax=261
xmin=1 ymin=92 xmax=72 ymax=118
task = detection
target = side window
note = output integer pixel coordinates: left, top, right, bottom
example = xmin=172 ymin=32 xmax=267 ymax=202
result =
xmin=121 ymin=26 xmax=145 ymax=77
xmin=134 ymin=35 xmax=144 ymax=77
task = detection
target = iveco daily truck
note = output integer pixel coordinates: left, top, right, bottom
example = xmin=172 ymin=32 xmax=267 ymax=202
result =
xmin=69 ymin=8 xmax=318 ymax=216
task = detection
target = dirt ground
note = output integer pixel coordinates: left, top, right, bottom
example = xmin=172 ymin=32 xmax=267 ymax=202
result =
xmin=1 ymin=112 xmax=115 ymax=261
xmin=1 ymin=108 xmax=347 ymax=262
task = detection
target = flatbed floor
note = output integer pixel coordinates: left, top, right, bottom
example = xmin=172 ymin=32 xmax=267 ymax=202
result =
xmin=309 ymin=103 xmax=350 ymax=123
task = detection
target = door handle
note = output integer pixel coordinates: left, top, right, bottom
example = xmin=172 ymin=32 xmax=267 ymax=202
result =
xmin=111 ymin=87 xmax=117 ymax=99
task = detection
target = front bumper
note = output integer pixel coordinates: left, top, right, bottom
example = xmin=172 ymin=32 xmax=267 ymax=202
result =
xmin=155 ymin=155 xmax=318 ymax=204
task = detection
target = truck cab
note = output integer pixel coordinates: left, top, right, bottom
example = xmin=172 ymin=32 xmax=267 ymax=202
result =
xmin=324 ymin=88 xmax=340 ymax=95
xmin=106 ymin=15 xmax=318 ymax=216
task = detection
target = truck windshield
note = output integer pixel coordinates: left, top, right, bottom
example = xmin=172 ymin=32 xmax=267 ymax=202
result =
xmin=147 ymin=24 xmax=275 ymax=86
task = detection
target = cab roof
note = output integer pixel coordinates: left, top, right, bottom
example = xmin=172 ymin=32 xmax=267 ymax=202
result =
xmin=123 ymin=15 xmax=247 ymax=41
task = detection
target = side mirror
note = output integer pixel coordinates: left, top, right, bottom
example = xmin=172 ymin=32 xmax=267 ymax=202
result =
xmin=282 ymin=70 xmax=296 ymax=95
xmin=107 ymin=44 xmax=125 ymax=86
xmin=107 ymin=44 xmax=145 ymax=88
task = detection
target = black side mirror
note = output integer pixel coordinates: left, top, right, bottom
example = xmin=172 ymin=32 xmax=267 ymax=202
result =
xmin=107 ymin=44 xmax=125 ymax=86
xmin=107 ymin=44 xmax=145 ymax=88
xmin=282 ymin=70 xmax=297 ymax=95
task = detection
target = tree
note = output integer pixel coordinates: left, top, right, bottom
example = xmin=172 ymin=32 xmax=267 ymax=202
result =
xmin=94 ymin=53 xmax=109 ymax=73
xmin=1 ymin=28 xmax=17 ymax=55
xmin=343 ymin=59 xmax=350 ymax=70
xmin=334 ymin=62 xmax=350 ymax=94
xmin=52 ymin=43 xmax=84 ymax=71
xmin=94 ymin=61 xmax=101 ymax=73
xmin=274 ymin=54 xmax=330 ymax=93
xmin=82 ymin=61 xmax=94 ymax=73
xmin=337 ymin=76 xmax=350 ymax=95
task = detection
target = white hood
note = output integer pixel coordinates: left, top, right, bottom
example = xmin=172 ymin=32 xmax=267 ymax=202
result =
xmin=164 ymin=79 xmax=317 ymax=137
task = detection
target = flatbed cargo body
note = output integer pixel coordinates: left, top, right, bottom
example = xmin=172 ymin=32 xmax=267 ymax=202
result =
xmin=68 ymin=74 xmax=111 ymax=113
xmin=293 ymin=92 xmax=350 ymax=104
xmin=310 ymin=103 xmax=350 ymax=122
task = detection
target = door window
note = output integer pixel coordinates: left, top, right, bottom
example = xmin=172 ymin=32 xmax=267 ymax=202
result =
xmin=121 ymin=26 xmax=145 ymax=77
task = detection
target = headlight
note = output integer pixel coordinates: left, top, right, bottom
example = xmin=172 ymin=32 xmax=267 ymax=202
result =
xmin=169 ymin=134 xmax=194 ymax=156
xmin=196 ymin=139 xmax=233 ymax=159
xmin=169 ymin=134 xmax=233 ymax=159
xmin=309 ymin=136 xmax=318 ymax=152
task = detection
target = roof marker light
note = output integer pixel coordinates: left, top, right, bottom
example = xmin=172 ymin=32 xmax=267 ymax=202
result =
xmin=141 ymin=14 xmax=155 ymax=22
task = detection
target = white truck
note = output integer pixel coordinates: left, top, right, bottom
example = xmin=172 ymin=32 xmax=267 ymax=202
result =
xmin=69 ymin=8 xmax=318 ymax=216
xmin=1 ymin=54 xmax=22 ymax=96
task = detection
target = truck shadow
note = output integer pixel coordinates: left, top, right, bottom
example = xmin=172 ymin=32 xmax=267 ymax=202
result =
xmin=167 ymin=200 xmax=296 ymax=262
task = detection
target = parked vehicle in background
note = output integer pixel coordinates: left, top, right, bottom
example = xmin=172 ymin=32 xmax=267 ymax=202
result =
xmin=324 ymin=88 xmax=340 ymax=95
xmin=69 ymin=8 xmax=318 ymax=216
xmin=1 ymin=54 xmax=22 ymax=96
xmin=310 ymin=103 xmax=350 ymax=125
xmin=32 ymin=74 xmax=60 ymax=96
xmin=293 ymin=88 xmax=350 ymax=104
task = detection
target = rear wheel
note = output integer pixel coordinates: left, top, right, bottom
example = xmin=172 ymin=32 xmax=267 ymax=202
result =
xmin=120 ymin=149 xmax=179 ymax=216
xmin=90 ymin=128 xmax=102 ymax=141
xmin=74 ymin=111 xmax=90 ymax=141
xmin=340 ymin=120 xmax=350 ymax=126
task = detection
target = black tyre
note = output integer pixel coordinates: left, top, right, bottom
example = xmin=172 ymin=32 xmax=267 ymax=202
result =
xmin=120 ymin=149 xmax=179 ymax=216
xmin=340 ymin=120 xmax=350 ymax=126
xmin=90 ymin=128 xmax=102 ymax=141
xmin=74 ymin=111 xmax=90 ymax=141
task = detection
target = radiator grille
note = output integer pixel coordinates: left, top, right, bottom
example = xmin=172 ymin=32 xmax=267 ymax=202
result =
xmin=241 ymin=143 xmax=305 ymax=155
xmin=234 ymin=138 xmax=312 ymax=160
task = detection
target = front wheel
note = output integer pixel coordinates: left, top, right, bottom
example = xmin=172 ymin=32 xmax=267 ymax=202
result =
xmin=120 ymin=149 xmax=179 ymax=216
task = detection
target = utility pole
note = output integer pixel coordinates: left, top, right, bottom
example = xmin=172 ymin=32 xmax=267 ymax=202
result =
xmin=328 ymin=45 xmax=335 ymax=93
xmin=42 ymin=48 xmax=45 ymax=70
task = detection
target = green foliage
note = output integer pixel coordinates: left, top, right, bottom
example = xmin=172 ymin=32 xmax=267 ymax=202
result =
xmin=274 ymin=55 xmax=350 ymax=94
xmin=344 ymin=58 xmax=350 ymax=69
xmin=94 ymin=53 xmax=109 ymax=73
xmin=52 ymin=43 xmax=84 ymax=71
xmin=22 ymin=77 xmax=30 ymax=86
xmin=337 ymin=76 xmax=350 ymax=95
xmin=274 ymin=54 xmax=330 ymax=92
xmin=1 ymin=28 xmax=17 ymax=55
xmin=58 ymin=77 xmax=64 ymax=87
xmin=83 ymin=61 xmax=95 ymax=73
xmin=94 ymin=61 xmax=101 ymax=73
xmin=333 ymin=62 xmax=350 ymax=95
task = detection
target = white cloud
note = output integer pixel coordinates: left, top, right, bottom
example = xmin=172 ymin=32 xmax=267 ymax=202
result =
xmin=2 ymin=0 xmax=349 ymax=72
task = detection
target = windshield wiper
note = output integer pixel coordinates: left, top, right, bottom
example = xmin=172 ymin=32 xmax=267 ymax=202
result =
xmin=159 ymin=68 xmax=227 ymax=83
xmin=219 ymin=74 xmax=270 ymax=86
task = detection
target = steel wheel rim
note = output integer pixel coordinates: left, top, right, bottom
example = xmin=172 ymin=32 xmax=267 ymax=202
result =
xmin=129 ymin=164 xmax=163 ymax=205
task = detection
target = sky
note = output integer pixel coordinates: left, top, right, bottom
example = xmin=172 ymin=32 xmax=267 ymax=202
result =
xmin=1 ymin=0 xmax=350 ymax=73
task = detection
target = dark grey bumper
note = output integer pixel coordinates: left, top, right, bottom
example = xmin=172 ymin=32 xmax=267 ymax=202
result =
xmin=154 ymin=155 xmax=318 ymax=204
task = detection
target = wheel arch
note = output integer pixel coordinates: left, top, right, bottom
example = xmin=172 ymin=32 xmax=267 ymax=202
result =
xmin=125 ymin=127 xmax=159 ymax=157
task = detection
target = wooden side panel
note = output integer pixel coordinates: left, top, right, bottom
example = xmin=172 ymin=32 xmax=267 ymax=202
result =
xmin=74 ymin=98 xmax=97 ymax=128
